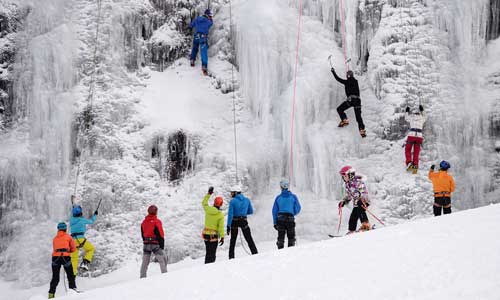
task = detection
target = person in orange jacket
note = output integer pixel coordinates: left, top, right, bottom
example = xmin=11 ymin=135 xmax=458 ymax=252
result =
xmin=49 ymin=222 xmax=78 ymax=298
xmin=428 ymin=160 xmax=455 ymax=216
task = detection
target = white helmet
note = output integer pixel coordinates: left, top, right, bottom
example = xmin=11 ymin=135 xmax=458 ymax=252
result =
xmin=229 ymin=184 xmax=242 ymax=192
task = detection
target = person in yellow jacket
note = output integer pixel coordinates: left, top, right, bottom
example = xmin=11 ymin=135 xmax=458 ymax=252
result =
xmin=428 ymin=160 xmax=455 ymax=216
xmin=201 ymin=186 xmax=225 ymax=264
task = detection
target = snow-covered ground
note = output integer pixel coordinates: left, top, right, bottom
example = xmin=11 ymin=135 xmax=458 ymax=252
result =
xmin=12 ymin=204 xmax=500 ymax=300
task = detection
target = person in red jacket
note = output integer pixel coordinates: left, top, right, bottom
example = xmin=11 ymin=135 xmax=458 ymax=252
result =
xmin=49 ymin=222 xmax=78 ymax=298
xmin=140 ymin=205 xmax=167 ymax=278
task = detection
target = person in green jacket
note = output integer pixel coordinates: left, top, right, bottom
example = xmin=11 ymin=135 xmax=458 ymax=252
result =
xmin=201 ymin=186 xmax=225 ymax=264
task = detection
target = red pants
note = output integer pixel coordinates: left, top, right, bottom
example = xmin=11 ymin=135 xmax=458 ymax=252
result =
xmin=405 ymin=136 xmax=423 ymax=166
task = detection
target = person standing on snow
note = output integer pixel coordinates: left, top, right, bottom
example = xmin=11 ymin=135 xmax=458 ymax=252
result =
xmin=428 ymin=161 xmax=455 ymax=216
xmin=338 ymin=166 xmax=371 ymax=234
xmin=404 ymin=105 xmax=426 ymax=173
xmin=331 ymin=68 xmax=367 ymax=138
xmin=272 ymin=179 xmax=301 ymax=249
xmin=189 ymin=9 xmax=213 ymax=75
xmin=227 ymin=185 xmax=258 ymax=259
xmin=49 ymin=222 xmax=79 ymax=299
xmin=70 ymin=204 xmax=98 ymax=275
xmin=140 ymin=205 xmax=168 ymax=278
xmin=201 ymin=187 xmax=225 ymax=264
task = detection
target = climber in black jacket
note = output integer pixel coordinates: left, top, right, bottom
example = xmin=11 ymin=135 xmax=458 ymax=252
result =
xmin=331 ymin=68 xmax=366 ymax=138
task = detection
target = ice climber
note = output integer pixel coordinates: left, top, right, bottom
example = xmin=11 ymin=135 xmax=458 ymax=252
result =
xmin=140 ymin=205 xmax=168 ymax=278
xmin=49 ymin=222 xmax=78 ymax=299
xmin=338 ymin=166 xmax=371 ymax=234
xmin=227 ymin=184 xmax=258 ymax=259
xmin=189 ymin=8 xmax=213 ymax=75
xmin=70 ymin=204 xmax=97 ymax=275
xmin=272 ymin=179 xmax=301 ymax=249
xmin=428 ymin=161 xmax=455 ymax=216
xmin=331 ymin=68 xmax=367 ymax=138
xmin=404 ymin=105 xmax=426 ymax=173
xmin=202 ymin=187 xmax=225 ymax=264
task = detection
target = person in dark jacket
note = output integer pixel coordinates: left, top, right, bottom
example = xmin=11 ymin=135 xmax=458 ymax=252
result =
xmin=140 ymin=205 xmax=167 ymax=278
xmin=189 ymin=9 xmax=213 ymax=75
xmin=49 ymin=222 xmax=78 ymax=298
xmin=227 ymin=185 xmax=258 ymax=259
xmin=331 ymin=68 xmax=366 ymax=138
xmin=272 ymin=179 xmax=301 ymax=249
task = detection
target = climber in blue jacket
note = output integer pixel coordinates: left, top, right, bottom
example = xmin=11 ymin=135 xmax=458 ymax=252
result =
xmin=272 ymin=179 xmax=301 ymax=249
xmin=226 ymin=184 xmax=258 ymax=259
xmin=189 ymin=9 xmax=213 ymax=75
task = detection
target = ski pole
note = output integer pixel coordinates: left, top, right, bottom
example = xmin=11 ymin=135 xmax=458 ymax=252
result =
xmin=336 ymin=205 xmax=343 ymax=235
xmin=328 ymin=55 xmax=333 ymax=68
xmin=362 ymin=205 xmax=385 ymax=226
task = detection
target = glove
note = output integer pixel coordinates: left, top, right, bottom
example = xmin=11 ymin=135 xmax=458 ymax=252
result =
xmin=431 ymin=164 xmax=435 ymax=170
xmin=226 ymin=226 xmax=230 ymax=235
xmin=419 ymin=105 xmax=424 ymax=112
xmin=159 ymin=239 xmax=165 ymax=250
xmin=208 ymin=186 xmax=214 ymax=195
xmin=219 ymin=238 xmax=224 ymax=246
xmin=273 ymin=224 xmax=279 ymax=231
xmin=338 ymin=201 xmax=345 ymax=208
xmin=94 ymin=210 xmax=98 ymax=216
xmin=405 ymin=107 xmax=410 ymax=113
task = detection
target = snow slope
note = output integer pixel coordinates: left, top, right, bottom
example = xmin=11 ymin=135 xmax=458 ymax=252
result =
xmin=23 ymin=204 xmax=500 ymax=300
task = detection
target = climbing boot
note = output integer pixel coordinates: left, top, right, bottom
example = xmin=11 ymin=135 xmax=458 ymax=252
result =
xmin=190 ymin=59 xmax=195 ymax=67
xmin=202 ymin=66 xmax=208 ymax=76
xmin=359 ymin=222 xmax=371 ymax=231
xmin=359 ymin=129 xmax=367 ymax=138
xmin=412 ymin=165 xmax=418 ymax=174
xmin=406 ymin=162 xmax=414 ymax=172
xmin=48 ymin=293 xmax=55 ymax=299
xmin=79 ymin=259 xmax=90 ymax=271
xmin=338 ymin=119 xmax=349 ymax=127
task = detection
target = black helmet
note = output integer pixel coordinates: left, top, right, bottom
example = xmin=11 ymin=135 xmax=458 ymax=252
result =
xmin=346 ymin=70 xmax=354 ymax=78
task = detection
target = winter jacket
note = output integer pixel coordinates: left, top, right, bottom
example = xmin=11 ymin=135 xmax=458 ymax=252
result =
xmin=341 ymin=175 xmax=369 ymax=206
xmin=202 ymin=194 xmax=225 ymax=237
xmin=141 ymin=214 xmax=165 ymax=249
xmin=428 ymin=170 xmax=455 ymax=197
xmin=52 ymin=230 xmax=76 ymax=257
xmin=227 ymin=193 xmax=254 ymax=227
xmin=190 ymin=15 xmax=213 ymax=35
xmin=70 ymin=214 xmax=96 ymax=239
xmin=406 ymin=112 xmax=426 ymax=138
xmin=332 ymin=69 xmax=360 ymax=97
xmin=272 ymin=190 xmax=301 ymax=225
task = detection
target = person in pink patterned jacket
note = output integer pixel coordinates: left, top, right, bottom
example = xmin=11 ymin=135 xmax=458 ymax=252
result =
xmin=338 ymin=166 xmax=371 ymax=233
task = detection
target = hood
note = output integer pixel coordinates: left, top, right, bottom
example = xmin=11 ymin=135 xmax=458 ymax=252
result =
xmin=144 ymin=214 xmax=158 ymax=221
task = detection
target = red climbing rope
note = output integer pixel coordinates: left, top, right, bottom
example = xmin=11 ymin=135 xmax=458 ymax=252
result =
xmin=288 ymin=0 xmax=304 ymax=183
xmin=339 ymin=0 xmax=349 ymax=71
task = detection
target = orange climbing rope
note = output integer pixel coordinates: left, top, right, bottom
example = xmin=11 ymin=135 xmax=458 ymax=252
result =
xmin=288 ymin=0 xmax=304 ymax=183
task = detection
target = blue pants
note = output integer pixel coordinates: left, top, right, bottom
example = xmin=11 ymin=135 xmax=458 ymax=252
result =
xmin=190 ymin=34 xmax=208 ymax=68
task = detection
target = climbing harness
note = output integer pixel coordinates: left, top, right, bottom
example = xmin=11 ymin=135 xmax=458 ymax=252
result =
xmin=288 ymin=0 xmax=304 ymax=183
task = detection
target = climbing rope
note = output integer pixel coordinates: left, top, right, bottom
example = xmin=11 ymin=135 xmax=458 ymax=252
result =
xmin=288 ymin=0 xmax=304 ymax=183
xmin=338 ymin=0 xmax=349 ymax=71
xmin=238 ymin=228 xmax=251 ymax=255
xmin=229 ymin=0 xmax=239 ymax=183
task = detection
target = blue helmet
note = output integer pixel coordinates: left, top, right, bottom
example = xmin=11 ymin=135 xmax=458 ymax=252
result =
xmin=57 ymin=222 xmax=67 ymax=231
xmin=280 ymin=179 xmax=289 ymax=190
xmin=204 ymin=8 xmax=212 ymax=17
xmin=440 ymin=160 xmax=451 ymax=170
xmin=72 ymin=205 xmax=82 ymax=216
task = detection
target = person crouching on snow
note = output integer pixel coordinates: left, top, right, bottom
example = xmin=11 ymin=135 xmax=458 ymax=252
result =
xmin=338 ymin=166 xmax=371 ymax=234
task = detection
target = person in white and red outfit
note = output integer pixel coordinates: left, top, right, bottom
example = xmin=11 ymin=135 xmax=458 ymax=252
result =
xmin=404 ymin=105 xmax=426 ymax=172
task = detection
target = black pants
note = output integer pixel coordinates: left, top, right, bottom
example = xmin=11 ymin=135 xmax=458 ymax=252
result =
xmin=276 ymin=214 xmax=296 ymax=249
xmin=204 ymin=236 xmax=218 ymax=264
xmin=229 ymin=218 xmax=258 ymax=259
xmin=348 ymin=206 xmax=369 ymax=232
xmin=49 ymin=256 xmax=76 ymax=294
xmin=337 ymin=97 xmax=365 ymax=130
xmin=433 ymin=197 xmax=451 ymax=216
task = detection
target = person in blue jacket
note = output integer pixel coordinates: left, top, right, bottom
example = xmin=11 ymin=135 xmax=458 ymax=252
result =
xmin=226 ymin=184 xmax=258 ymax=259
xmin=70 ymin=204 xmax=98 ymax=275
xmin=272 ymin=179 xmax=301 ymax=249
xmin=189 ymin=9 xmax=213 ymax=75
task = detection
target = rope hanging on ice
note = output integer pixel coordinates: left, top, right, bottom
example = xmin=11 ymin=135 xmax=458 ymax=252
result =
xmin=288 ymin=0 xmax=304 ymax=183
xmin=229 ymin=0 xmax=239 ymax=184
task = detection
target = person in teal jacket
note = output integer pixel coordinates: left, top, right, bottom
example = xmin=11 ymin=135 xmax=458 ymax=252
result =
xmin=226 ymin=185 xmax=258 ymax=259
xmin=272 ymin=179 xmax=301 ymax=249
xmin=70 ymin=204 xmax=98 ymax=275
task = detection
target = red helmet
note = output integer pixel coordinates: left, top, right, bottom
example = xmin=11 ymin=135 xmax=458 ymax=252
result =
xmin=147 ymin=205 xmax=158 ymax=215
xmin=214 ymin=196 xmax=223 ymax=207
xmin=339 ymin=166 xmax=354 ymax=176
